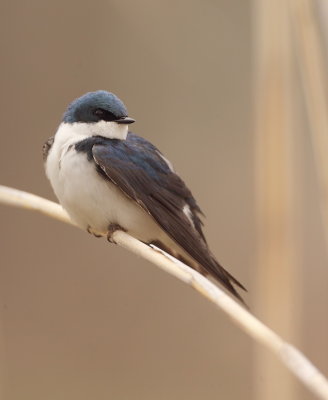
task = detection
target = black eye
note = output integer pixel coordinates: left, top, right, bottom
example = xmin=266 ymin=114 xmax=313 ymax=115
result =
xmin=94 ymin=108 xmax=104 ymax=116
xmin=93 ymin=108 xmax=117 ymax=121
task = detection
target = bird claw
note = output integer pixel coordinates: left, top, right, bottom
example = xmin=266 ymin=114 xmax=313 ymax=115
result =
xmin=87 ymin=226 xmax=103 ymax=238
xmin=107 ymin=223 xmax=126 ymax=244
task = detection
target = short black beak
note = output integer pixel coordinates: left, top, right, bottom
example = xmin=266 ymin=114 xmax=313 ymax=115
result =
xmin=115 ymin=117 xmax=135 ymax=125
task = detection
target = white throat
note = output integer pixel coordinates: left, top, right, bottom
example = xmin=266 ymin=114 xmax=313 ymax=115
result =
xmin=55 ymin=120 xmax=128 ymax=144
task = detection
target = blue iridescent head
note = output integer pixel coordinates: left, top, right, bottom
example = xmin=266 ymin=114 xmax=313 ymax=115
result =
xmin=63 ymin=90 xmax=135 ymax=125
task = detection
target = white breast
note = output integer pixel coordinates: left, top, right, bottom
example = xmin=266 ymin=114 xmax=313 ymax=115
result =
xmin=45 ymin=122 xmax=169 ymax=242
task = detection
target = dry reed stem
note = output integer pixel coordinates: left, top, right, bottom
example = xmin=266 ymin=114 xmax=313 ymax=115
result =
xmin=289 ymin=0 xmax=328 ymax=252
xmin=0 ymin=184 xmax=328 ymax=399
xmin=253 ymin=1 xmax=300 ymax=398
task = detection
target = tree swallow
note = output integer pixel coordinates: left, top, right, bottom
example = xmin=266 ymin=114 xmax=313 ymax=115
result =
xmin=43 ymin=90 xmax=245 ymax=301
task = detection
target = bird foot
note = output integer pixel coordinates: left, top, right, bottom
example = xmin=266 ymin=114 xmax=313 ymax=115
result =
xmin=107 ymin=223 xmax=126 ymax=244
xmin=87 ymin=226 xmax=103 ymax=238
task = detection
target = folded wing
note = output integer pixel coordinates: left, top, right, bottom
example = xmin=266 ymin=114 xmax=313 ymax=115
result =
xmin=92 ymin=133 xmax=245 ymax=301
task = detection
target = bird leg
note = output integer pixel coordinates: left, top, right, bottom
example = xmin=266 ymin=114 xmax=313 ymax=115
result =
xmin=107 ymin=223 xmax=126 ymax=244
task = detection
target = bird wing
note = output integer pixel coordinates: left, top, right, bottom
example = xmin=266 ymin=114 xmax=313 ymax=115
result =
xmin=90 ymin=133 xmax=245 ymax=300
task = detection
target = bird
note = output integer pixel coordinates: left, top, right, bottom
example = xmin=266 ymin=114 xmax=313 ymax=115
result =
xmin=43 ymin=90 xmax=246 ymax=302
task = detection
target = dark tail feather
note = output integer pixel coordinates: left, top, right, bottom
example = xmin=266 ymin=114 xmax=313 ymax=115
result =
xmin=209 ymin=258 xmax=247 ymax=305
xmin=149 ymin=239 xmax=247 ymax=304
xmin=224 ymin=268 xmax=247 ymax=291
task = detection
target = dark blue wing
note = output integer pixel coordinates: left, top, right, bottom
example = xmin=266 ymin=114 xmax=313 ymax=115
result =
xmin=86 ymin=132 xmax=245 ymax=301
xmin=120 ymin=133 xmax=206 ymax=236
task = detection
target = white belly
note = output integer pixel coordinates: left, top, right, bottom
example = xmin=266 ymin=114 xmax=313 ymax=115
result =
xmin=47 ymin=145 xmax=168 ymax=243
xmin=52 ymin=150 xmax=119 ymax=231
xmin=45 ymin=123 xmax=201 ymax=271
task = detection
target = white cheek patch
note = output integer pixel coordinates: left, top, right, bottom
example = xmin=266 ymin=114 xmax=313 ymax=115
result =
xmin=88 ymin=120 xmax=128 ymax=140
xmin=55 ymin=121 xmax=128 ymax=143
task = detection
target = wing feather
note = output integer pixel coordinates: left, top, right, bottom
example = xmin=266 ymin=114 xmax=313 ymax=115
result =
xmin=92 ymin=133 xmax=245 ymax=301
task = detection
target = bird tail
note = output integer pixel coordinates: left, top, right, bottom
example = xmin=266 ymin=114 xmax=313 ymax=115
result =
xmin=207 ymin=257 xmax=247 ymax=305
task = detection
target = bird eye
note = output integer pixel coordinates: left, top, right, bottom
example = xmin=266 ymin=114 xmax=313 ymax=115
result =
xmin=94 ymin=108 xmax=104 ymax=116
xmin=93 ymin=108 xmax=117 ymax=122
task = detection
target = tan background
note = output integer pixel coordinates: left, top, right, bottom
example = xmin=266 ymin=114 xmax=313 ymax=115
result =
xmin=0 ymin=1 xmax=327 ymax=399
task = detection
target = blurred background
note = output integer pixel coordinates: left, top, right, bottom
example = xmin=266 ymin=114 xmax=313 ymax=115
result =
xmin=0 ymin=0 xmax=328 ymax=399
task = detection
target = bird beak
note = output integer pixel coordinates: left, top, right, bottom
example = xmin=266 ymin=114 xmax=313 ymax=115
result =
xmin=115 ymin=117 xmax=135 ymax=125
